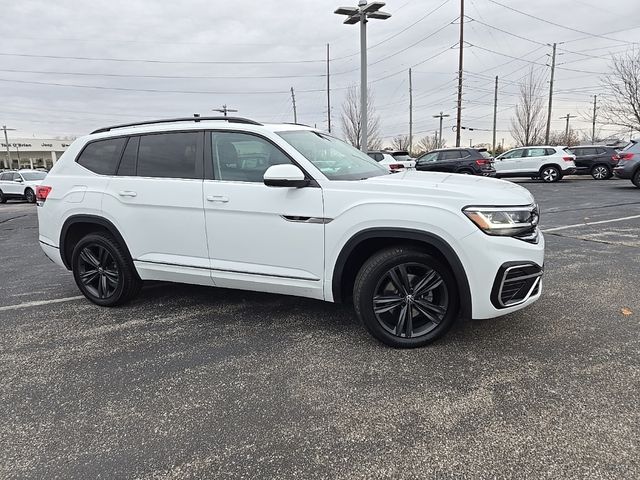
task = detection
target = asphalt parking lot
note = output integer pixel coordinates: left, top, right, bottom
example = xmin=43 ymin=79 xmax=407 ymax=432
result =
xmin=1 ymin=177 xmax=638 ymax=479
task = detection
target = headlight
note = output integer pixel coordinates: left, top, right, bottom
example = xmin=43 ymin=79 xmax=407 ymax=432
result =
xmin=463 ymin=205 xmax=539 ymax=237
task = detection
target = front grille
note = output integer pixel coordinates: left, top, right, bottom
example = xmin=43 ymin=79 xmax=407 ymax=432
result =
xmin=491 ymin=263 xmax=543 ymax=309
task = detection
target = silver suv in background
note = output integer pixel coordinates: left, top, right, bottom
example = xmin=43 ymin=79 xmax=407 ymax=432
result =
xmin=613 ymin=139 xmax=640 ymax=187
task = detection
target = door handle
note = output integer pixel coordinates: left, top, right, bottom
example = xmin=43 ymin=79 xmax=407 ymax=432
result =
xmin=118 ymin=191 xmax=137 ymax=197
xmin=206 ymin=195 xmax=229 ymax=203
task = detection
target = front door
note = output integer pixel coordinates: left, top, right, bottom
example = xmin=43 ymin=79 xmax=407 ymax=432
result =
xmin=495 ymin=148 xmax=525 ymax=175
xmin=202 ymin=131 xmax=325 ymax=299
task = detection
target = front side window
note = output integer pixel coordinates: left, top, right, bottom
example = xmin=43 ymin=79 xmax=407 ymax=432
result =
xmin=77 ymin=138 xmax=126 ymax=175
xmin=20 ymin=172 xmax=46 ymax=181
xmin=277 ymin=130 xmax=388 ymax=181
xmin=137 ymin=132 xmax=199 ymax=179
xmin=502 ymin=149 xmax=523 ymax=159
xmin=417 ymin=152 xmax=438 ymax=163
xmin=212 ymin=132 xmax=292 ymax=182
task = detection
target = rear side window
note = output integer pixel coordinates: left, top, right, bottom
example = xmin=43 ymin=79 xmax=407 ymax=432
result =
xmin=0 ymin=173 xmax=11 ymax=181
xmin=137 ymin=132 xmax=200 ymax=179
xmin=526 ymin=148 xmax=547 ymax=157
xmin=77 ymin=138 xmax=126 ymax=175
xmin=440 ymin=150 xmax=462 ymax=160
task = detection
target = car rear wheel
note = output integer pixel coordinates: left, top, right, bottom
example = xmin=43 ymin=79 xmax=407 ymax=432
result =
xmin=72 ymin=232 xmax=142 ymax=307
xmin=457 ymin=169 xmax=473 ymax=175
xmin=633 ymin=169 xmax=640 ymax=188
xmin=24 ymin=188 xmax=36 ymax=203
xmin=353 ymin=246 xmax=459 ymax=348
xmin=591 ymin=165 xmax=611 ymax=180
xmin=0 ymin=190 xmax=6 ymax=204
xmin=540 ymin=166 xmax=560 ymax=183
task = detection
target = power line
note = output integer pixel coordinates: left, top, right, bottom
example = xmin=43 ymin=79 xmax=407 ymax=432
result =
xmin=466 ymin=17 xmax=546 ymax=46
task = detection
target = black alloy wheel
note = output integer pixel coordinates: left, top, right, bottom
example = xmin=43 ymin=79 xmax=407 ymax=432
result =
xmin=591 ymin=165 xmax=611 ymax=180
xmin=0 ymin=190 xmax=5 ymax=203
xmin=633 ymin=169 xmax=640 ymax=188
xmin=24 ymin=188 xmax=36 ymax=203
xmin=373 ymin=263 xmax=448 ymax=339
xmin=71 ymin=232 xmax=142 ymax=306
xmin=354 ymin=247 xmax=459 ymax=348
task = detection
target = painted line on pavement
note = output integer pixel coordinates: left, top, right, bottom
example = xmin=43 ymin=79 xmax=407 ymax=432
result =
xmin=542 ymin=214 xmax=640 ymax=233
xmin=0 ymin=296 xmax=85 ymax=312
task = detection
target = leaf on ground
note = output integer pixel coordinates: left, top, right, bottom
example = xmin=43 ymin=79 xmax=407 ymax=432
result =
xmin=621 ymin=307 xmax=633 ymax=316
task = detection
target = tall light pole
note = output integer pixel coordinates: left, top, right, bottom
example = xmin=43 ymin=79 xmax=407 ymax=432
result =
xmin=433 ymin=112 xmax=450 ymax=148
xmin=2 ymin=125 xmax=16 ymax=169
xmin=335 ymin=1 xmax=391 ymax=151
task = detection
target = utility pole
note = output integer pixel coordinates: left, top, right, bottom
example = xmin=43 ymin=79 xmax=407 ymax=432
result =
xmin=409 ymin=68 xmax=413 ymax=154
xmin=435 ymin=130 xmax=438 ymax=148
xmin=433 ymin=111 xmax=450 ymax=149
xmin=469 ymin=138 xmax=472 ymax=147
xmin=592 ymin=94 xmax=597 ymax=143
xmin=561 ymin=113 xmax=577 ymax=144
xmin=455 ymin=0 xmax=465 ymax=147
xmin=492 ymin=75 xmax=498 ymax=154
xmin=327 ymin=43 xmax=331 ymax=133
xmin=212 ymin=104 xmax=237 ymax=117
xmin=2 ymin=125 xmax=16 ymax=169
xmin=290 ymin=87 xmax=298 ymax=124
xmin=545 ymin=42 xmax=557 ymax=145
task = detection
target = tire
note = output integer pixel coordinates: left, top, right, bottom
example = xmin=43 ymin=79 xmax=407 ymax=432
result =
xmin=0 ymin=190 xmax=6 ymax=204
xmin=71 ymin=232 xmax=142 ymax=307
xmin=24 ymin=188 xmax=36 ymax=203
xmin=353 ymin=246 xmax=459 ymax=348
xmin=633 ymin=169 xmax=640 ymax=188
xmin=540 ymin=166 xmax=561 ymax=183
xmin=591 ymin=165 xmax=611 ymax=180
xmin=457 ymin=169 xmax=473 ymax=175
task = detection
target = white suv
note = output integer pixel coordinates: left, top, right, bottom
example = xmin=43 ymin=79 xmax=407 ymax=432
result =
xmin=37 ymin=117 xmax=544 ymax=348
xmin=0 ymin=169 xmax=47 ymax=203
xmin=495 ymin=146 xmax=576 ymax=182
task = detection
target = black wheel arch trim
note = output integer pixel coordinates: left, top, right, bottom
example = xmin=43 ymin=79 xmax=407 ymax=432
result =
xmin=331 ymin=228 xmax=472 ymax=319
xmin=59 ymin=215 xmax=133 ymax=270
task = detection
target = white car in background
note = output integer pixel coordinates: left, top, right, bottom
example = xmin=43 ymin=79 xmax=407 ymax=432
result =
xmin=0 ymin=170 xmax=47 ymax=203
xmin=368 ymin=150 xmax=416 ymax=171
xmin=494 ymin=146 xmax=576 ymax=183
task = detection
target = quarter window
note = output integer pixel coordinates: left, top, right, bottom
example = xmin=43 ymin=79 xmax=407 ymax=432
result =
xmin=117 ymin=137 xmax=139 ymax=176
xmin=137 ymin=132 xmax=200 ymax=179
xmin=211 ymin=132 xmax=292 ymax=182
xmin=77 ymin=138 xmax=126 ymax=175
xmin=526 ymin=148 xmax=547 ymax=157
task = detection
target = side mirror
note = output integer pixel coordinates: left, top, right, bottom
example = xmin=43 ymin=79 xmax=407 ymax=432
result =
xmin=14 ymin=178 xmax=23 ymax=183
xmin=263 ymin=164 xmax=309 ymax=188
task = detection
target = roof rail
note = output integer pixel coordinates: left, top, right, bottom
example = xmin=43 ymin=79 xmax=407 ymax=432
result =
xmin=90 ymin=116 xmax=262 ymax=134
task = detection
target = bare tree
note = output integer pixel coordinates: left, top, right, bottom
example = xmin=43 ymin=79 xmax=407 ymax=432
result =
xmin=390 ymin=135 xmax=410 ymax=151
xmin=510 ymin=69 xmax=546 ymax=146
xmin=548 ymin=129 xmax=580 ymax=147
xmin=341 ymin=85 xmax=382 ymax=150
xmin=601 ymin=49 xmax=640 ymax=132
xmin=414 ymin=134 xmax=440 ymax=156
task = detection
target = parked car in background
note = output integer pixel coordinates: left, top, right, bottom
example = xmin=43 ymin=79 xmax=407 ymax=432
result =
xmin=389 ymin=150 xmax=414 ymax=162
xmin=415 ymin=148 xmax=495 ymax=176
xmin=494 ymin=146 xmax=576 ymax=183
xmin=0 ymin=169 xmax=47 ymax=203
xmin=613 ymin=139 xmax=640 ymax=187
xmin=367 ymin=150 xmax=415 ymax=171
xmin=566 ymin=145 xmax=619 ymax=179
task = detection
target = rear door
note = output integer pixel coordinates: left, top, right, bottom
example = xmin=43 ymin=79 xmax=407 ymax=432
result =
xmin=571 ymin=147 xmax=590 ymax=173
xmin=435 ymin=150 xmax=462 ymax=172
xmin=522 ymin=147 xmax=548 ymax=173
xmin=102 ymin=131 xmax=211 ymax=285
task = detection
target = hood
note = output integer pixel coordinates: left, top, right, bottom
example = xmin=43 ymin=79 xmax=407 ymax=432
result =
xmin=361 ymin=170 xmax=535 ymax=206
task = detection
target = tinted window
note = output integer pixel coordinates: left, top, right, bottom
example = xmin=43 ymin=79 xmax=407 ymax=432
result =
xmin=137 ymin=132 xmax=200 ymax=179
xmin=440 ymin=150 xmax=462 ymax=160
xmin=502 ymin=149 xmax=523 ymax=159
xmin=213 ymin=132 xmax=292 ymax=182
xmin=596 ymin=147 xmax=607 ymax=155
xmin=13 ymin=173 xmax=21 ymax=181
xmin=417 ymin=152 xmax=438 ymax=163
xmin=77 ymin=138 xmax=126 ymax=175
xmin=21 ymin=172 xmax=47 ymax=181
xmin=545 ymin=148 xmax=556 ymax=156
xmin=583 ymin=147 xmax=597 ymax=155
xmin=0 ymin=173 xmax=11 ymax=181
xmin=117 ymin=137 xmax=138 ymax=176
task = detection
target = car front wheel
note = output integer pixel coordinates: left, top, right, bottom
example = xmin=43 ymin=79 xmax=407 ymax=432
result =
xmin=24 ymin=188 xmax=36 ymax=203
xmin=353 ymin=246 xmax=459 ymax=348
xmin=591 ymin=165 xmax=611 ymax=180
xmin=0 ymin=190 xmax=6 ymax=204
xmin=633 ymin=169 xmax=640 ymax=188
xmin=71 ymin=232 xmax=142 ymax=307
xmin=540 ymin=166 xmax=561 ymax=183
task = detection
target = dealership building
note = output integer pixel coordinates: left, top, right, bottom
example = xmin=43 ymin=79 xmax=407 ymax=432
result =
xmin=1 ymin=138 xmax=71 ymax=170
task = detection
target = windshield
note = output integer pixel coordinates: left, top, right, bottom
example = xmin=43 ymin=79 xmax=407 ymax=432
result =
xmin=278 ymin=130 xmax=389 ymax=180
xmin=621 ymin=140 xmax=637 ymax=152
xmin=479 ymin=150 xmax=492 ymax=159
xmin=20 ymin=171 xmax=47 ymax=181
xmin=392 ymin=153 xmax=412 ymax=161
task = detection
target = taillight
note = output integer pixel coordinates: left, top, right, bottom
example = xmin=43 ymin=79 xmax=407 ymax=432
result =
xmin=389 ymin=164 xmax=404 ymax=170
xmin=36 ymin=185 xmax=52 ymax=203
xmin=619 ymin=153 xmax=635 ymax=161
xmin=611 ymin=154 xmax=620 ymax=162
xmin=475 ymin=159 xmax=490 ymax=165
xmin=562 ymin=156 xmax=574 ymax=162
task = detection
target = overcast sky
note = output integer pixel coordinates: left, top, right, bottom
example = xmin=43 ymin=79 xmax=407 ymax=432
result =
xmin=1 ymin=0 xmax=638 ymax=146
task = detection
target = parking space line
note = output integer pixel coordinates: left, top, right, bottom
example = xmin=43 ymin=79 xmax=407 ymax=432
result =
xmin=542 ymin=214 xmax=640 ymax=233
xmin=0 ymin=296 xmax=85 ymax=312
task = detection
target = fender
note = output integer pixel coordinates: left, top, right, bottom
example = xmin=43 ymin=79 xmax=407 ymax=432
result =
xmin=59 ymin=214 xmax=132 ymax=269
xmin=331 ymin=228 xmax=472 ymax=319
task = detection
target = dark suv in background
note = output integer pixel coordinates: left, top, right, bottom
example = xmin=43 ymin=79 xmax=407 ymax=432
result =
xmin=613 ymin=139 xmax=640 ymax=187
xmin=567 ymin=145 xmax=620 ymax=179
xmin=415 ymin=148 xmax=495 ymax=176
